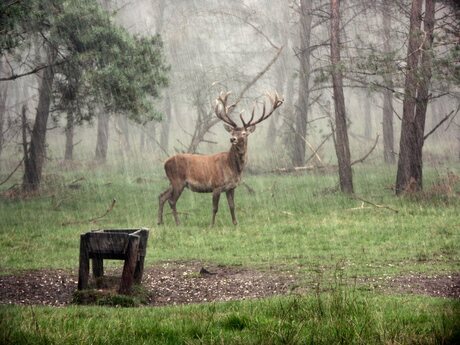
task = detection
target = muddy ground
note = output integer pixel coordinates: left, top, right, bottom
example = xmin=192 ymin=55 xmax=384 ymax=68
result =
xmin=0 ymin=261 xmax=459 ymax=307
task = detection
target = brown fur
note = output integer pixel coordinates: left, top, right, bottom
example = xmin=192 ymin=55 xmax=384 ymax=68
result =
xmin=157 ymin=128 xmax=250 ymax=226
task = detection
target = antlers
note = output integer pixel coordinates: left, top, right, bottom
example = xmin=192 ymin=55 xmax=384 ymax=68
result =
xmin=214 ymin=92 xmax=239 ymax=128
xmin=215 ymin=91 xmax=284 ymax=129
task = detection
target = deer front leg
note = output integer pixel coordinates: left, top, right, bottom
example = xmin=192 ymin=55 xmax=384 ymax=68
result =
xmin=169 ymin=185 xmax=185 ymax=226
xmin=226 ymin=189 xmax=237 ymax=225
xmin=211 ymin=189 xmax=222 ymax=226
xmin=158 ymin=187 xmax=172 ymax=225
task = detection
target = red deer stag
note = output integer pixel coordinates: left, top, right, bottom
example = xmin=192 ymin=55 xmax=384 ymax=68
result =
xmin=158 ymin=91 xmax=283 ymax=226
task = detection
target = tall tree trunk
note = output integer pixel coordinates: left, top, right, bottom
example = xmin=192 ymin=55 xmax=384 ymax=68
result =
xmin=292 ymin=0 xmax=313 ymax=167
xmin=381 ymin=2 xmax=395 ymax=164
xmin=0 ymin=84 xmax=6 ymax=163
xmin=265 ymin=67 xmax=285 ymax=150
xmin=22 ymin=50 xmax=56 ymax=192
xmin=21 ymin=104 xmax=28 ymax=168
xmin=95 ymin=111 xmax=110 ymax=162
xmin=265 ymin=3 xmax=289 ymax=150
xmin=156 ymin=0 xmax=169 ymax=156
xmin=382 ymin=88 xmax=395 ymax=164
xmin=330 ymin=0 xmax=353 ymax=194
xmin=0 ymin=57 xmax=9 ymax=164
xmin=140 ymin=129 xmax=145 ymax=152
xmin=118 ymin=114 xmax=131 ymax=152
xmin=160 ymin=94 xmax=172 ymax=154
xmin=363 ymin=91 xmax=372 ymax=139
xmin=395 ymin=0 xmax=435 ymax=194
xmin=282 ymin=54 xmax=296 ymax=161
xmin=64 ymin=111 xmax=74 ymax=161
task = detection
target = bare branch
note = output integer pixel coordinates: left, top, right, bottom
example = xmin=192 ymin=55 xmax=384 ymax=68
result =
xmin=205 ymin=10 xmax=280 ymax=50
xmin=0 ymin=63 xmax=51 ymax=81
xmin=234 ymin=46 xmax=284 ymax=103
xmin=184 ymin=47 xmax=284 ymax=152
xmin=0 ymin=158 xmax=24 ymax=186
xmin=351 ymin=135 xmax=379 ymax=166
xmin=423 ymin=110 xmax=456 ymax=141
xmin=62 ymin=198 xmax=116 ymax=226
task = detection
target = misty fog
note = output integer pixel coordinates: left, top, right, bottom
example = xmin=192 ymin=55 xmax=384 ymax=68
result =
xmin=0 ymin=0 xmax=458 ymax=181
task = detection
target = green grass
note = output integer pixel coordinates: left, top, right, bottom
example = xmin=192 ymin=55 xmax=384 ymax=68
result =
xmin=0 ymin=163 xmax=458 ymax=277
xmin=0 ymin=161 xmax=459 ymax=344
xmin=1 ymin=289 xmax=459 ymax=345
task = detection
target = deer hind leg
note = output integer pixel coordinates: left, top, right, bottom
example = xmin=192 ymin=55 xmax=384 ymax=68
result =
xmin=226 ymin=188 xmax=237 ymax=225
xmin=211 ymin=189 xmax=223 ymax=227
xmin=158 ymin=187 xmax=172 ymax=225
xmin=169 ymin=183 xmax=185 ymax=225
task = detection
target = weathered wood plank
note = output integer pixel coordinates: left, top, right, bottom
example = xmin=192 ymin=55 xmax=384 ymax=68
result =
xmin=78 ymin=234 xmax=90 ymax=290
xmin=119 ymin=235 xmax=140 ymax=294
xmin=77 ymin=228 xmax=149 ymax=294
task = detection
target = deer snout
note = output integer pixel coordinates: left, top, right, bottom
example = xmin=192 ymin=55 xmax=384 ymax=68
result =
xmin=230 ymin=137 xmax=237 ymax=144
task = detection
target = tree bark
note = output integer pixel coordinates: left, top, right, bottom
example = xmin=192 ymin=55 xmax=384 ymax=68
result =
xmin=22 ymin=50 xmax=56 ymax=192
xmin=95 ymin=111 xmax=110 ymax=162
xmin=64 ymin=111 xmax=74 ymax=161
xmin=381 ymin=1 xmax=395 ymax=164
xmin=160 ymin=93 xmax=172 ymax=154
xmin=265 ymin=64 xmax=286 ymax=150
xmin=0 ymin=57 xmax=7 ymax=163
xmin=382 ymin=87 xmax=395 ymax=164
xmin=363 ymin=90 xmax=372 ymax=139
xmin=265 ymin=4 xmax=290 ymax=150
xmin=330 ymin=0 xmax=353 ymax=194
xmin=117 ymin=114 xmax=131 ymax=152
xmin=0 ymin=83 xmax=6 ymax=163
xmin=395 ymin=0 xmax=435 ymax=194
xmin=292 ymin=0 xmax=313 ymax=167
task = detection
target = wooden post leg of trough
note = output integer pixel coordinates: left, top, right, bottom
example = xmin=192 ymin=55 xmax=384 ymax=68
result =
xmin=133 ymin=229 xmax=149 ymax=284
xmin=133 ymin=255 xmax=145 ymax=284
xmin=78 ymin=234 xmax=90 ymax=290
xmin=119 ymin=235 xmax=140 ymax=294
xmin=92 ymin=257 xmax=104 ymax=288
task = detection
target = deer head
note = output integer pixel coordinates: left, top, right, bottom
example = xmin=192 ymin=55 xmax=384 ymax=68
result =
xmin=214 ymin=91 xmax=284 ymax=152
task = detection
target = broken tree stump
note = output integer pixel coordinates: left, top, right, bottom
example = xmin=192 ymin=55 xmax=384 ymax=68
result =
xmin=78 ymin=228 xmax=149 ymax=294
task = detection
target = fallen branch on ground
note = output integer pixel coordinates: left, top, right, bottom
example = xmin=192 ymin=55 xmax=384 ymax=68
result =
xmin=67 ymin=177 xmax=85 ymax=188
xmin=62 ymin=199 xmax=116 ymax=226
xmin=348 ymin=202 xmax=371 ymax=211
xmin=351 ymin=195 xmax=399 ymax=213
xmin=272 ymin=165 xmax=334 ymax=174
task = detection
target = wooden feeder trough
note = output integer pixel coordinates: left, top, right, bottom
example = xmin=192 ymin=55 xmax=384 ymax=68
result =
xmin=78 ymin=228 xmax=149 ymax=294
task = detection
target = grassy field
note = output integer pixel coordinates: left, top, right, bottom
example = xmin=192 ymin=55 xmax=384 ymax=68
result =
xmin=0 ymin=160 xmax=459 ymax=344
xmin=1 ymin=293 xmax=459 ymax=344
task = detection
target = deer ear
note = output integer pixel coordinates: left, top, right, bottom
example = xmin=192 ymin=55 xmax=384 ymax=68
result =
xmin=247 ymin=125 xmax=256 ymax=133
xmin=223 ymin=124 xmax=234 ymax=133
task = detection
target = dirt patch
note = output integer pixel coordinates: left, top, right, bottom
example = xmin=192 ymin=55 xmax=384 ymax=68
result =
xmin=0 ymin=262 xmax=458 ymax=307
xmin=0 ymin=262 xmax=296 ymax=307
xmin=144 ymin=261 xmax=296 ymax=306
xmin=360 ymin=273 xmax=460 ymax=298
xmin=0 ymin=269 xmax=75 ymax=307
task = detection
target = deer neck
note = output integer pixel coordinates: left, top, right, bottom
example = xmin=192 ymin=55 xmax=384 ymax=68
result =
xmin=228 ymin=143 xmax=247 ymax=174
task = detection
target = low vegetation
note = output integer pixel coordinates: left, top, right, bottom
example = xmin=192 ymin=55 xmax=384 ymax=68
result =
xmin=0 ymin=160 xmax=459 ymax=344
